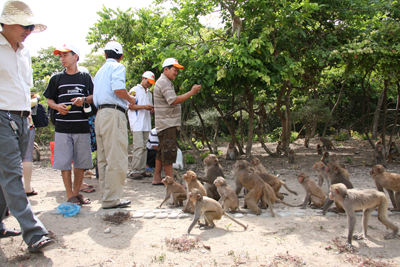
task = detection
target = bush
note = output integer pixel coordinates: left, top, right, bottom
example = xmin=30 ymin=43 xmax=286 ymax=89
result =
xmin=184 ymin=154 xmax=195 ymax=164
xmin=334 ymin=132 xmax=349 ymax=141
xmin=200 ymin=151 xmax=210 ymax=159
xmin=351 ymin=130 xmax=368 ymax=140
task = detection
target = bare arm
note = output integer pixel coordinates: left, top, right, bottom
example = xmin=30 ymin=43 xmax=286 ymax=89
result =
xmin=47 ymin=99 xmax=69 ymax=115
xmin=171 ymin=85 xmax=201 ymax=105
xmin=114 ymin=89 xmax=136 ymax=105
xmin=128 ymin=104 xmax=153 ymax=111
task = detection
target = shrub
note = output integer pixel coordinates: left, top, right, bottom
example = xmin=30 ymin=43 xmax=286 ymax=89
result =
xmin=185 ymin=154 xmax=195 ymax=164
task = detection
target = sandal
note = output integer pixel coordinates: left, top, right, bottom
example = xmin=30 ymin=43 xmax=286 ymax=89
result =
xmin=67 ymin=196 xmax=81 ymax=205
xmin=76 ymin=194 xmax=91 ymax=205
xmin=82 ymin=183 xmax=93 ymax=188
xmin=141 ymin=172 xmax=153 ymax=177
xmin=80 ymin=187 xmax=96 ymax=193
xmin=127 ymin=173 xmax=143 ymax=180
xmin=0 ymin=228 xmax=21 ymax=238
xmin=28 ymin=236 xmax=54 ymax=253
xmin=26 ymin=189 xmax=38 ymax=197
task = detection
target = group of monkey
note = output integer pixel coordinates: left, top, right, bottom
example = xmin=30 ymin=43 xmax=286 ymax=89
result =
xmin=156 ymin=138 xmax=399 ymax=247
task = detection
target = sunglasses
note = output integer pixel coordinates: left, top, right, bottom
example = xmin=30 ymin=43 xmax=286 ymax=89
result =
xmin=21 ymin=25 xmax=35 ymax=31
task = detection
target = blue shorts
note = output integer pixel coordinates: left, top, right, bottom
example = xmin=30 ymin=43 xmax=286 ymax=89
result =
xmin=53 ymin=132 xmax=93 ymax=170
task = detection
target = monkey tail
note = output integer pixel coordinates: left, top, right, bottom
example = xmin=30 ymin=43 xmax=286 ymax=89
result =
xmin=276 ymin=199 xmax=299 ymax=207
xmin=281 ymin=182 xmax=298 ymax=196
xmin=223 ymin=212 xmax=248 ymax=230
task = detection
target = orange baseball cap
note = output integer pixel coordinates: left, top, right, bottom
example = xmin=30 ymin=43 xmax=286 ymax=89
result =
xmin=143 ymin=71 xmax=156 ymax=84
xmin=53 ymin=44 xmax=80 ymax=57
xmin=162 ymin=58 xmax=184 ymax=69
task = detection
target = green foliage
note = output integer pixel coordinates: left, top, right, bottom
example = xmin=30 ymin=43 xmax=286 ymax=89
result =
xmin=345 ymin=157 xmax=353 ymax=163
xmin=200 ymin=151 xmax=210 ymax=159
xmin=290 ymin=132 xmax=298 ymax=143
xmin=351 ymin=130 xmax=368 ymax=140
xmin=184 ymin=154 xmax=195 ymax=164
xmin=92 ymin=152 xmax=97 ymax=167
xmin=178 ymin=140 xmax=191 ymax=150
xmin=216 ymin=150 xmax=223 ymax=156
xmin=334 ymin=132 xmax=349 ymax=141
xmin=267 ymin=128 xmax=282 ymax=142
xmin=79 ymin=53 xmax=105 ymax=77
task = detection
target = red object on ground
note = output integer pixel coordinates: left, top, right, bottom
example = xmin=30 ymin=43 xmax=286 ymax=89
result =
xmin=50 ymin=141 xmax=54 ymax=166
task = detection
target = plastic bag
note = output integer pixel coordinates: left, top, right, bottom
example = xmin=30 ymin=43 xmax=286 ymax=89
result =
xmin=56 ymin=202 xmax=81 ymax=217
xmin=173 ymin=148 xmax=183 ymax=170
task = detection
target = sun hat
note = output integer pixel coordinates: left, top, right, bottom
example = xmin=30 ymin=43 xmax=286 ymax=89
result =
xmin=53 ymin=44 xmax=80 ymax=58
xmin=162 ymin=58 xmax=184 ymax=69
xmin=104 ymin=41 xmax=123 ymax=54
xmin=0 ymin=0 xmax=46 ymax=33
xmin=142 ymin=71 xmax=156 ymax=85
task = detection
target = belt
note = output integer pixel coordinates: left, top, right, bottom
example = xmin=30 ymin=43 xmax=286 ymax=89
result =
xmin=0 ymin=110 xmax=30 ymax=117
xmin=98 ymin=104 xmax=126 ymax=113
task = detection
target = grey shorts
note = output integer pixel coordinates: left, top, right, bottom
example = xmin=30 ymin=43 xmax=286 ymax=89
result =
xmin=53 ymin=132 xmax=93 ymax=170
xmin=23 ymin=127 xmax=35 ymax=162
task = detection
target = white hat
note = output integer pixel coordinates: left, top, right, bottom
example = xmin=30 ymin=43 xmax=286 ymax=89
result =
xmin=53 ymin=44 xmax=80 ymax=58
xmin=162 ymin=58 xmax=184 ymax=69
xmin=142 ymin=71 xmax=155 ymax=84
xmin=78 ymin=66 xmax=90 ymax=74
xmin=0 ymin=0 xmax=46 ymax=33
xmin=104 ymin=41 xmax=123 ymax=54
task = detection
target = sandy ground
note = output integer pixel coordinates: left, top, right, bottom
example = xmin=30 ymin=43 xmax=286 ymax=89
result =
xmin=1 ymin=138 xmax=400 ymax=267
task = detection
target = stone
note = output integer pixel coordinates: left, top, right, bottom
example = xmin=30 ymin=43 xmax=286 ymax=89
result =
xmin=178 ymin=213 xmax=190 ymax=219
xmin=143 ymin=212 xmax=156 ymax=219
xmin=234 ymin=213 xmax=244 ymax=218
xmin=168 ymin=212 xmax=179 ymax=219
xmin=131 ymin=212 xmax=145 ymax=219
xmin=156 ymin=213 xmax=168 ymax=219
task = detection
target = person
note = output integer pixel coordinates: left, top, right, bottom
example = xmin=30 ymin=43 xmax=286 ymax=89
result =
xmin=152 ymin=58 xmax=201 ymax=185
xmin=127 ymin=71 xmax=155 ymax=179
xmin=0 ymin=0 xmax=54 ymax=252
xmin=145 ymin=128 xmax=159 ymax=171
xmin=93 ymin=41 xmax=136 ymax=209
xmin=44 ymin=44 xmax=93 ymax=206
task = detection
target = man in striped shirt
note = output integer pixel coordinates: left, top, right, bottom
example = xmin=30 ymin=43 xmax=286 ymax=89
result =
xmin=152 ymin=58 xmax=201 ymax=185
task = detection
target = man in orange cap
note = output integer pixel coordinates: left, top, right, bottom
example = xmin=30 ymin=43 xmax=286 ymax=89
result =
xmin=152 ymin=58 xmax=201 ymax=185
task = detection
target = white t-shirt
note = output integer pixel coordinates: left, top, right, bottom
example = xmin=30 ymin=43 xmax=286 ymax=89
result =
xmin=128 ymin=84 xmax=153 ymax=131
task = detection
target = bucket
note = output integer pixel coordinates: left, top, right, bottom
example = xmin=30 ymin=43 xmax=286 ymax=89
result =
xmin=50 ymin=141 xmax=54 ymax=166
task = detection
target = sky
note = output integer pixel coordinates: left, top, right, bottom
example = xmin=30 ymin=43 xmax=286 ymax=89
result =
xmin=0 ymin=0 xmax=168 ymax=61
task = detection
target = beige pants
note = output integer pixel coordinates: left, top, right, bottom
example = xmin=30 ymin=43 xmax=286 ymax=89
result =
xmin=130 ymin=131 xmax=149 ymax=174
xmin=95 ymin=108 xmax=128 ymax=208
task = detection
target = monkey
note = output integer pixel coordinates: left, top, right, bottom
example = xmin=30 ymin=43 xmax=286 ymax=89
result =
xmin=250 ymin=157 xmax=268 ymax=173
xmin=387 ymin=152 xmax=400 ymax=163
xmin=389 ymin=142 xmax=399 ymax=154
xmin=276 ymin=141 xmax=283 ymax=156
xmin=173 ymin=169 xmax=183 ymax=184
xmin=370 ymin=165 xmax=400 ymax=211
xmin=182 ymin=171 xmax=207 ymax=213
xmin=197 ymin=154 xmax=223 ymax=201
xmin=224 ymin=15 xmax=243 ymax=40
xmin=288 ymin=149 xmax=295 ymax=163
xmin=298 ymin=172 xmax=326 ymax=209
xmin=312 ymin=161 xmax=329 ymax=188
xmin=317 ymin=144 xmax=322 ymax=155
xmin=320 ymin=137 xmax=335 ymax=150
xmin=330 ymin=153 xmax=339 ymax=164
xmin=32 ymin=142 xmax=40 ymax=162
xmin=329 ymin=154 xmax=350 ymax=180
xmin=214 ymin=176 xmax=243 ymax=213
xmin=328 ymin=183 xmax=399 ymax=246
xmin=374 ymin=141 xmax=386 ymax=166
xmin=192 ymin=129 xmax=207 ymax=147
xmin=260 ymin=181 xmax=298 ymax=208
xmin=256 ymin=171 xmax=297 ymax=200
xmin=226 ymin=142 xmax=239 ymax=160
xmin=186 ymin=188 xmax=247 ymax=235
xmin=321 ymin=151 xmax=330 ymax=165
xmin=157 ymin=176 xmax=187 ymax=209
xmin=322 ymin=162 xmax=354 ymax=214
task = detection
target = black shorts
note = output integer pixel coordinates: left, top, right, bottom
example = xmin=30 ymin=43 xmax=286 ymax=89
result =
xmin=156 ymin=127 xmax=178 ymax=165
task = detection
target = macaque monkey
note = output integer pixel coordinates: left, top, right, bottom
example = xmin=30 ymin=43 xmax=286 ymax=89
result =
xmin=374 ymin=141 xmax=386 ymax=166
xmin=226 ymin=142 xmax=239 ymax=160
xmin=186 ymin=188 xmax=247 ymax=235
xmin=370 ymin=165 xmax=400 ymax=211
xmin=256 ymin=171 xmax=297 ymax=200
xmin=214 ymin=177 xmax=242 ymax=213
xmin=389 ymin=142 xmax=399 ymax=154
xmin=312 ymin=161 xmax=329 ymax=188
xmin=197 ymin=154 xmax=223 ymax=200
xmin=173 ymin=169 xmax=183 ymax=184
xmin=192 ymin=129 xmax=207 ymax=147
xmin=276 ymin=141 xmax=283 ymax=156
xmin=183 ymin=171 xmax=207 ymax=213
xmin=250 ymin=157 xmax=268 ymax=173
xmin=317 ymin=144 xmax=322 ymax=155
xmin=321 ymin=152 xmax=330 ymax=165
xmin=320 ymin=137 xmax=335 ymax=150
xmin=329 ymin=183 xmax=398 ymax=246
xmin=157 ymin=176 xmax=187 ymax=208
xmin=32 ymin=142 xmax=40 ymax=161
xmin=231 ymin=16 xmax=242 ymax=40
xmin=288 ymin=149 xmax=295 ymax=163
xmin=387 ymin=152 xmax=400 ymax=163
xmin=298 ymin=172 xmax=326 ymax=209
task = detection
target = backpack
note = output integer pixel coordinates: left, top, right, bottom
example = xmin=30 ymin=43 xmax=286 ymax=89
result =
xmin=32 ymin=103 xmax=49 ymax=127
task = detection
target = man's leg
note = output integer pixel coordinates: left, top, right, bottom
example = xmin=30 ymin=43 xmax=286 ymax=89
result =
xmin=152 ymin=159 xmax=163 ymax=184
xmin=61 ymin=170 xmax=74 ymax=200
xmin=163 ymin=164 xmax=173 ymax=178
xmin=129 ymin=131 xmax=145 ymax=177
xmin=71 ymin=133 xmax=93 ymax=197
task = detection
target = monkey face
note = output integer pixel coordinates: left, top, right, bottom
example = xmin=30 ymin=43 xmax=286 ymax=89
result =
xmin=163 ymin=176 xmax=174 ymax=185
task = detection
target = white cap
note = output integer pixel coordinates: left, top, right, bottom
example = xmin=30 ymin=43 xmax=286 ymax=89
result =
xmin=53 ymin=44 xmax=80 ymax=58
xmin=142 ymin=71 xmax=155 ymax=84
xmin=162 ymin=58 xmax=184 ymax=69
xmin=104 ymin=41 xmax=123 ymax=54
xmin=78 ymin=66 xmax=90 ymax=74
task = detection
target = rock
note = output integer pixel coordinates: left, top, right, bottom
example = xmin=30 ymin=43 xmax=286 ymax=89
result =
xmin=104 ymin=227 xmax=111 ymax=233
xmin=156 ymin=213 xmax=168 ymax=219
xmin=234 ymin=213 xmax=244 ymax=218
xmin=168 ymin=212 xmax=179 ymax=219
xmin=131 ymin=212 xmax=145 ymax=219
xmin=178 ymin=213 xmax=190 ymax=219
xmin=143 ymin=212 xmax=156 ymax=219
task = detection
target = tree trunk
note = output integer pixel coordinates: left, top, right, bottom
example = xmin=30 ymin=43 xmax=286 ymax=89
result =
xmin=239 ymin=110 xmax=244 ymax=147
xmin=372 ymin=89 xmax=385 ymax=139
xmin=190 ymin=99 xmax=213 ymax=153
xmin=244 ymin=85 xmax=254 ymax=158
xmin=283 ymin=86 xmax=292 ymax=153
xmin=388 ymin=82 xmax=400 ymax=148
xmin=276 ymin=81 xmax=290 ymax=153
xmin=322 ymin=80 xmax=345 ymax=137
xmin=381 ymin=79 xmax=388 ymax=148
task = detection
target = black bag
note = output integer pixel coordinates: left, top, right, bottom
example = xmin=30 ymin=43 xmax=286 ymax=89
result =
xmin=31 ymin=103 xmax=49 ymax=127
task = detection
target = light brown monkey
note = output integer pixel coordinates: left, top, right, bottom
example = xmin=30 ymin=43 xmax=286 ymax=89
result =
xmin=312 ymin=161 xmax=329 ymax=188
xmin=260 ymin=181 xmax=298 ymax=208
xmin=276 ymin=141 xmax=283 ymax=156
xmin=192 ymin=129 xmax=207 ymax=147
xmin=197 ymin=154 xmax=223 ymax=201
xmin=329 ymin=183 xmax=398 ymax=246
xmin=374 ymin=141 xmax=386 ymax=166
xmin=330 ymin=154 xmax=350 ymax=180
xmin=370 ymin=165 xmax=400 ymax=211
xmin=256 ymin=171 xmax=297 ymax=200
xmin=321 ymin=151 xmax=330 ymax=165
xmin=32 ymin=142 xmax=40 ymax=162
xmin=322 ymin=162 xmax=354 ymax=214
xmin=387 ymin=152 xmax=400 ymax=163
xmin=183 ymin=171 xmax=207 ymax=213
xmin=157 ymin=176 xmax=187 ymax=209
xmin=298 ymin=172 xmax=326 ymax=209
xmin=250 ymin=157 xmax=268 ymax=173
xmin=288 ymin=149 xmax=295 ymax=163
xmin=226 ymin=142 xmax=239 ymax=160
xmin=317 ymin=144 xmax=322 ymax=155
xmin=389 ymin=142 xmax=399 ymax=154
xmin=320 ymin=137 xmax=335 ymax=150
xmin=214 ymin=176 xmax=242 ymax=213
xmin=186 ymin=188 xmax=247 ymax=235
xmin=173 ymin=169 xmax=183 ymax=184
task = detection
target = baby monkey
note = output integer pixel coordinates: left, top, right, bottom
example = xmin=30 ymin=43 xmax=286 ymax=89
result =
xmin=157 ymin=176 xmax=187 ymax=208
xmin=214 ymin=176 xmax=243 ymax=213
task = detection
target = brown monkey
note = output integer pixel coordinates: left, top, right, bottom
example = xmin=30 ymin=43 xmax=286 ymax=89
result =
xmin=320 ymin=137 xmax=335 ymax=150
xmin=250 ymin=157 xmax=268 ymax=173
xmin=256 ymin=171 xmax=297 ymax=200
xmin=226 ymin=142 xmax=239 ymax=160
xmin=329 ymin=154 xmax=350 ymax=180
xmin=374 ymin=141 xmax=386 ymax=166
xmin=197 ymin=154 xmax=223 ymax=201
xmin=260 ymin=181 xmax=298 ymax=208
xmin=192 ymin=129 xmax=207 ymax=147
xmin=389 ymin=142 xmax=399 ymax=154
xmin=186 ymin=188 xmax=247 ymax=235
xmin=288 ymin=149 xmax=295 ymax=163
xmin=321 ymin=152 xmax=330 ymax=165
xmin=322 ymin=162 xmax=354 ymax=214
xmin=317 ymin=144 xmax=322 ymax=155
xmin=312 ymin=161 xmax=329 ymax=188
xmin=298 ymin=172 xmax=326 ymax=209
xmin=370 ymin=165 xmax=400 ymax=211
xmin=157 ymin=176 xmax=187 ymax=208
xmin=182 ymin=171 xmax=207 ymax=213
xmin=276 ymin=141 xmax=283 ymax=156
xmin=387 ymin=152 xmax=400 ymax=163
xmin=214 ymin=176 xmax=242 ymax=213
xmin=173 ymin=169 xmax=183 ymax=184
xmin=32 ymin=142 xmax=40 ymax=162
xmin=329 ymin=183 xmax=399 ymax=246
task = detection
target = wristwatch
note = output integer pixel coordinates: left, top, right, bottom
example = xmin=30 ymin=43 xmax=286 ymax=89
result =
xmin=84 ymin=97 xmax=87 ymax=103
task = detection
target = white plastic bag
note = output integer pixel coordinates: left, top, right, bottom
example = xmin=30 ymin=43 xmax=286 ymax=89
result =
xmin=173 ymin=148 xmax=183 ymax=170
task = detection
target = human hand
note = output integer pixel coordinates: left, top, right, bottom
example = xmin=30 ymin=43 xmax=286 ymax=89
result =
xmin=191 ymin=84 xmax=201 ymax=95
xmin=128 ymin=96 xmax=136 ymax=105
xmin=144 ymin=105 xmax=154 ymax=111
xmin=58 ymin=104 xmax=70 ymax=115
xmin=71 ymin=97 xmax=85 ymax=107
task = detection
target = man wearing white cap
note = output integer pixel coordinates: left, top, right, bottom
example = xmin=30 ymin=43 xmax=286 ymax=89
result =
xmin=0 ymin=0 xmax=54 ymax=252
xmin=93 ymin=41 xmax=136 ymax=209
xmin=152 ymin=58 xmax=201 ymax=185
xmin=127 ymin=71 xmax=155 ymax=179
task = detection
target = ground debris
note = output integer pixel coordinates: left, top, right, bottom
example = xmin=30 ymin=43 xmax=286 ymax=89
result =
xmin=103 ymin=211 xmax=132 ymax=225
xmin=165 ymin=236 xmax=201 ymax=252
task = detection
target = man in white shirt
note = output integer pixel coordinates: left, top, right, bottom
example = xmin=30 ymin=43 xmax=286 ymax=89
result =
xmin=127 ymin=71 xmax=155 ymax=179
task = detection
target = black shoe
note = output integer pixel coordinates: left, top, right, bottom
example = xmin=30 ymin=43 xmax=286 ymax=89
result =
xmin=103 ymin=200 xmax=131 ymax=209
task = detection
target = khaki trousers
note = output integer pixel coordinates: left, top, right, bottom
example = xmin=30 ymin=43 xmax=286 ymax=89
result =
xmin=95 ymin=108 xmax=128 ymax=208
xmin=130 ymin=131 xmax=149 ymax=174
